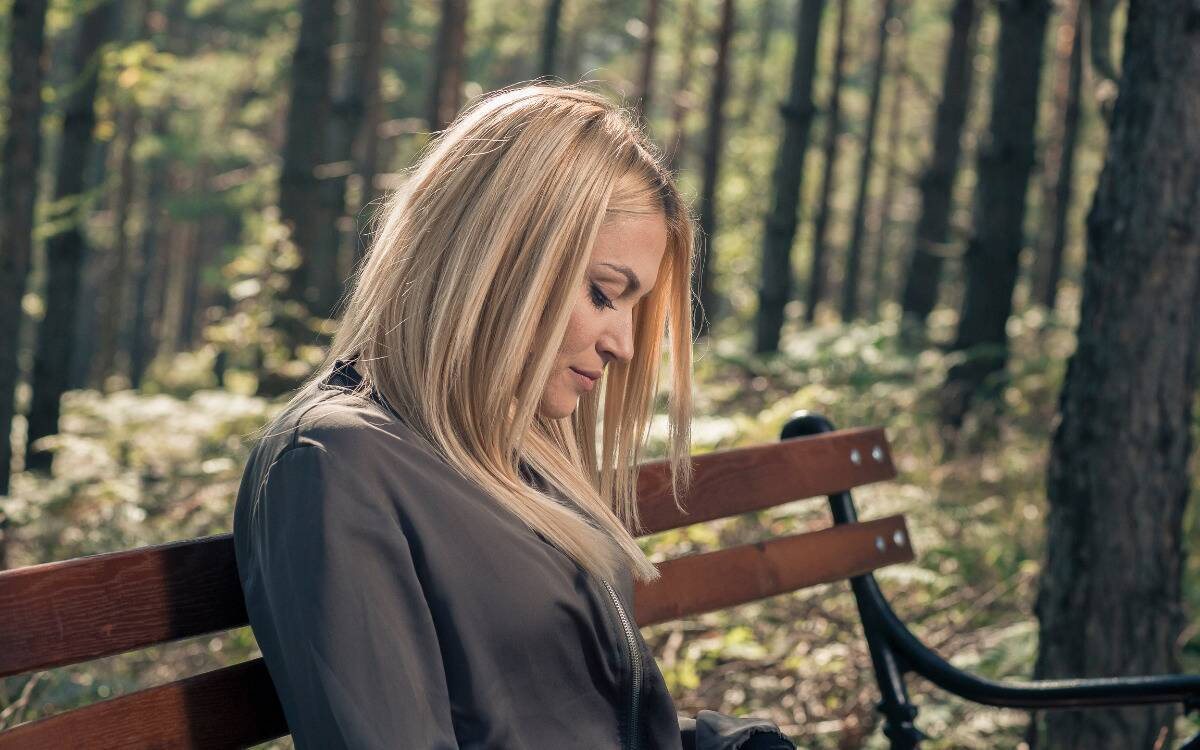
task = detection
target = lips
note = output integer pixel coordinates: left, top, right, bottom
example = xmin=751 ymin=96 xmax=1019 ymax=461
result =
xmin=570 ymin=367 xmax=600 ymax=381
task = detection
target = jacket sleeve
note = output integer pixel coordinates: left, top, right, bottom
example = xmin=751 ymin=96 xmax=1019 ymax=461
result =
xmin=240 ymin=443 xmax=459 ymax=750
xmin=678 ymin=711 xmax=796 ymax=750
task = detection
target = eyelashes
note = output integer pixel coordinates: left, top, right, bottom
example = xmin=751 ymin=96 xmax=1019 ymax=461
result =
xmin=589 ymin=282 xmax=617 ymax=311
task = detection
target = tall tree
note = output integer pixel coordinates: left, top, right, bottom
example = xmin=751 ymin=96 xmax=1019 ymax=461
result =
xmin=429 ymin=0 xmax=468 ymax=131
xmin=736 ymin=0 xmax=776 ymax=127
xmin=634 ymin=0 xmax=659 ymax=121
xmin=539 ymin=0 xmax=564 ymax=78
xmin=1030 ymin=0 xmax=1084 ymax=313
xmin=25 ymin=0 xmax=119 ymax=473
xmin=839 ymin=0 xmax=895 ymax=321
xmin=1032 ymin=0 xmax=1200 ymax=746
xmin=804 ymin=0 xmax=851 ymax=325
xmin=752 ymin=0 xmax=826 ymax=353
xmin=898 ymin=0 xmax=979 ymax=342
xmin=326 ymin=0 xmax=388 ymax=299
xmin=867 ymin=22 xmax=908 ymax=322
xmin=350 ymin=0 xmax=387 ymax=267
xmin=666 ymin=0 xmax=699 ymax=173
xmin=0 ymin=0 xmax=51 ymax=558
xmin=279 ymin=0 xmax=339 ymax=319
xmin=693 ymin=0 xmax=736 ymax=337
xmin=92 ymin=0 xmax=156 ymax=390
xmin=940 ymin=0 xmax=1050 ymax=428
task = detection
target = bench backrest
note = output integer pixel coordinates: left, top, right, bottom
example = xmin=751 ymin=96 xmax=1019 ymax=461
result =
xmin=0 ymin=426 xmax=908 ymax=749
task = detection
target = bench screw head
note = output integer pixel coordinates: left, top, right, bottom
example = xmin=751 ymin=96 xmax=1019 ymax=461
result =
xmin=872 ymin=446 xmax=884 ymax=462
xmin=850 ymin=448 xmax=862 ymax=465
xmin=893 ymin=530 xmax=906 ymax=547
xmin=875 ymin=536 xmax=886 ymax=552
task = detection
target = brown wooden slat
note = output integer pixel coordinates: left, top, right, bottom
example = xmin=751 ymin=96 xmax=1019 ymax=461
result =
xmin=636 ymin=427 xmax=896 ymax=535
xmin=0 ymin=534 xmax=245 ymax=679
xmin=634 ymin=515 xmax=913 ymax=626
xmin=0 ymin=427 xmax=897 ymax=679
xmin=0 ymin=658 xmax=286 ymax=750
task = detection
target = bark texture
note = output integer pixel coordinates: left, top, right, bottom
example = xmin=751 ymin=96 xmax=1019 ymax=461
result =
xmin=941 ymin=0 xmax=1050 ymax=427
xmin=1033 ymin=1 xmax=1200 ymax=748
xmin=898 ymin=0 xmax=978 ymax=339
xmin=752 ymin=0 xmax=825 ymax=353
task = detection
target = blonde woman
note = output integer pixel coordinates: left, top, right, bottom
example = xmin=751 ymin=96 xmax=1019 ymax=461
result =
xmin=232 ymin=83 xmax=796 ymax=750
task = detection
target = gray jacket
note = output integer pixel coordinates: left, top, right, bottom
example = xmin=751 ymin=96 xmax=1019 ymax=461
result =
xmin=232 ymin=358 xmax=796 ymax=749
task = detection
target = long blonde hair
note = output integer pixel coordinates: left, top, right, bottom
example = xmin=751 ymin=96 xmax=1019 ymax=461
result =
xmin=299 ymin=82 xmax=695 ymax=584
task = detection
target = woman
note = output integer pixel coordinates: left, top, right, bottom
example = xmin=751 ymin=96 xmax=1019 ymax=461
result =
xmin=233 ymin=82 xmax=796 ymax=750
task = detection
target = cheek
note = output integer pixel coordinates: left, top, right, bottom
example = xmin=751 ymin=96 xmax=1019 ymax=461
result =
xmin=559 ymin=303 xmax=599 ymax=357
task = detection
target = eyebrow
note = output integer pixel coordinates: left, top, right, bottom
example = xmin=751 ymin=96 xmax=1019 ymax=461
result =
xmin=599 ymin=262 xmax=641 ymax=295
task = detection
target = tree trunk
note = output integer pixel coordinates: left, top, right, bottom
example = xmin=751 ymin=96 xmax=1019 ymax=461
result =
xmin=693 ymin=0 xmax=736 ymax=338
xmin=539 ymin=0 xmax=564 ymax=79
xmin=867 ymin=23 xmax=908 ymax=323
xmin=634 ymin=0 xmax=659 ymax=121
xmin=737 ymin=0 xmax=776 ymax=128
xmin=129 ymin=140 xmax=168 ymax=390
xmin=752 ymin=0 xmax=826 ymax=353
xmin=1032 ymin=0 xmax=1200 ymax=747
xmin=25 ymin=0 xmax=118 ymax=474
xmin=351 ymin=0 xmax=387 ymax=268
xmin=1031 ymin=0 xmax=1083 ymax=314
xmin=327 ymin=0 xmax=386 ymax=305
xmin=898 ymin=0 xmax=979 ymax=342
xmin=839 ymin=0 xmax=895 ymax=322
xmin=940 ymin=0 xmax=1050 ymax=429
xmin=804 ymin=0 xmax=851 ymax=325
xmin=429 ymin=0 xmax=468 ymax=131
xmin=279 ymin=0 xmax=338 ymax=319
xmin=0 ymin=0 xmax=50 ymax=566
xmin=666 ymin=0 xmax=698 ymax=174
xmin=91 ymin=105 xmax=139 ymax=390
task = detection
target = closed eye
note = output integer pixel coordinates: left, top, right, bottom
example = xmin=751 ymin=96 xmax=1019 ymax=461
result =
xmin=589 ymin=282 xmax=617 ymax=311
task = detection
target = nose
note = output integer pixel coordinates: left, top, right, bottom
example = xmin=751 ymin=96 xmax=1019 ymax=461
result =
xmin=598 ymin=308 xmax=635 ymax=365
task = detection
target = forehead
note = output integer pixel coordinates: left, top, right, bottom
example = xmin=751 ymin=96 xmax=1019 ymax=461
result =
xmin=589 ymin=212 xmax=668 ymax=274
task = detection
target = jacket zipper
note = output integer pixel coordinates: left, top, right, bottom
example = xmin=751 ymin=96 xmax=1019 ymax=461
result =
xmin=599 ymin=576 xmax=642 ymax=750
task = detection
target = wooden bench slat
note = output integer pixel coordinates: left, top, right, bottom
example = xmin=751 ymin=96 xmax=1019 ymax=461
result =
xmin=0 ymin=515 xmax=913 ymax=749
xmin=0 ymin=535 xmax=245 ymax=679
xmin=636 ymin=427 xmax=896 ymax=535
xmin=0 ymin=427 xmax=896 ymax=679
xmin=0 ymin=658 xmax=286 ymax=750
xmin=634 ymin=515 xmax=913 ymax=626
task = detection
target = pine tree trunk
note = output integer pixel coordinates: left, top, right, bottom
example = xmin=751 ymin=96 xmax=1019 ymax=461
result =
xmin=429 ymin=0 xmax=468 ymax=131
xmin=25 ymin=0 xmax=118 ymax=474
xmin=868 ymin=24 xmax=908 ymax=322
xmin=737 ymin=0 xmax=776 ymax=127
xmin=940 ymin=0 xmax=1050 ymax=428
xmin=666 ymin=0 xmax=698 ymax=174
xmin=839 ymin=0 xmax=894 ymax=322
xmin=1033 ymin=1 xmax=1200 ymax=746
xmin=804 ymin=0 xmax=851 ymax=325
xmin=898 ymin=0 xmax=978 ymax=341
xmin=693 ymin=0 xmax=736 ymax=337
xmin=539 ymin=0 xmax=564 ymax=79
xmin=752 ymin=0 xmax=826 ymax=353
xmin=279 ymin=0 xmax=337 ymax=318
xmin=352 ymin=0 xmax=386 ymax=268
xmin=0 ymin=0 xmax=50 ymax=551
xmin=634 ymin=0 xmax=660 ymax=121
xmin=1031 ymin=0 xmax=1083 ymax=314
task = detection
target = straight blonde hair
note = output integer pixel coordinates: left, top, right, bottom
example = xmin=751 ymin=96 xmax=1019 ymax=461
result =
xmin=296 ymin=82 xmax=696 ymax=584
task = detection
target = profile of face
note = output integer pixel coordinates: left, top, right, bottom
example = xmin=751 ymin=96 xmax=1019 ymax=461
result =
xmin=538 ymin=211 xmax=668 ymax=420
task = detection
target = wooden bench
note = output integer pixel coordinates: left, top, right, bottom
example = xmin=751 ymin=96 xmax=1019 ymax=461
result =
xmin=1 ymin=412 xmax=1197 ymax=749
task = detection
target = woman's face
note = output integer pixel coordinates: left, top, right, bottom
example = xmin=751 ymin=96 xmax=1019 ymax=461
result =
xmin=538 ymin=211 xmax=668 ymax=419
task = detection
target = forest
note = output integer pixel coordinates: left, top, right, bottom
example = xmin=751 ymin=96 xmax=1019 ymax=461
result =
xmin=0 ymin=0 xmax=1198 ymax=747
